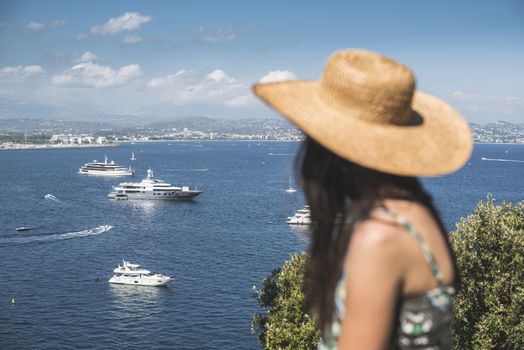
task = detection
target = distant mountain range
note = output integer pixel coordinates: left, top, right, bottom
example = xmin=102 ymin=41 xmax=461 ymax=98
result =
xmin=0 ymin=118 xmax=118 ymax=134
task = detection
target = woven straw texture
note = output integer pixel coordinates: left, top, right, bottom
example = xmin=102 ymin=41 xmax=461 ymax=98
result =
xmin=253 ymin=50 xmax=472 ymax=176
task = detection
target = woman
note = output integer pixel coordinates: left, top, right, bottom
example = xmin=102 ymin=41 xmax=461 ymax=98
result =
xmin=253 ymin=50 xmax=472 ymax=349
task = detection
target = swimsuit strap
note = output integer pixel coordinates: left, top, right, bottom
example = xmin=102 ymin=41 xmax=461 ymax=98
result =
xmin=378 ymin=206 xmax=446 ymax=288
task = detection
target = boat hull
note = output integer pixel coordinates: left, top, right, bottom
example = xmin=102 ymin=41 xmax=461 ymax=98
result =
xmin=286 ymin=219 xmax=312 ymax=225
xmin=108 ymin=275 xmax=171 ymax=287
xmin=107 ymin=191 xmax=201 ymax=201
xmin=78 ymin=170 xmax=133 ymax=176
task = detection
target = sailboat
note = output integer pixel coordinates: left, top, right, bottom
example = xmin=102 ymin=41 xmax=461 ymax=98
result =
xmin=130 ymin=151 xmax=136 ymax=161
xmin=285 ymin=176 xmax=297 ymax=193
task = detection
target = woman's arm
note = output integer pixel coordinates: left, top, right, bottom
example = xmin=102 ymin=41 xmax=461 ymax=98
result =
xmin=338 ymin=220 xmax=404 ymax=350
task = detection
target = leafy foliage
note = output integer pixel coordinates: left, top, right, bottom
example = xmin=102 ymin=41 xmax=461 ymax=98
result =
xmin=0 ymin=132 xmax=50 ymax=144
xmin=251 ymin=253 xmax=320 ymax=349
xmin=252 ymin=198 xmax=524 ymax=349
xmin=450 ymin=197 xmax=524 ymax=350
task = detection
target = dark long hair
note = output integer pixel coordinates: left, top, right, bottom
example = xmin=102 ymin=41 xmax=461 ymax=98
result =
xmin=297 ymin=137 xmax=457 ymax=334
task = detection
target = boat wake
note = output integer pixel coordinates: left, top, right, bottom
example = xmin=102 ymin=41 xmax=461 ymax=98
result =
xmin=268 ymin=153 xmax=295 ymax=156
xmin=481 ymin=157 xmax=524 ymax=163
xmin=44 ymin=194 xmax=63 ymax=203
xmin=0 ymin=225 xmax=112 ymax=244
xmin=166 ymin=168 xmax=208 ymax=172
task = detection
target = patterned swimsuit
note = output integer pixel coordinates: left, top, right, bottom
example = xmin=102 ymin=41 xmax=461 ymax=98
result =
xmin=319 ymin=207 xmax=455 ymax=350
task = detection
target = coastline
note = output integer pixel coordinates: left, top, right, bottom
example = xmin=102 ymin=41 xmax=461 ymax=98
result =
xmin=115 ymin=139 xmax=303 ymax=144
xmin=1 ymin=140 xmax=522 ymax=152
xmin=0 ymin=143 xmax=119 ymax=151
xmin=474 ymin=142 xmax=524 ymax=145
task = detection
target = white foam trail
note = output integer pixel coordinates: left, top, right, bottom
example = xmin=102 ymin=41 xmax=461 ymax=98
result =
xmin=44 ymin=194 xmax=63 ymax=203
xmin=268 ymin=153 xmax=295 ymax=156
xmin=165 ymin=168 xmax=208 ymax=172
xmin=0 ymin=225 xmax=112 ymax=244
xmin=481 ymin=157 xmax=524 ymax=163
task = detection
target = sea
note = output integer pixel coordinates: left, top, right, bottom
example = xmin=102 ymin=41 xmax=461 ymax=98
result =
xmin=0 ymin=141 xmax=522 ymax=349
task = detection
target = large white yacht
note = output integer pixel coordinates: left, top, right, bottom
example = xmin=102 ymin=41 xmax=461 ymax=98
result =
xmin=287 ymin=205 xmax=312 ymax=225
xmin=78 ymin=155 xmax=134 ymax=176
xmin=107 ymin=168 xmax=202 ymax=200
xmin=109 ymin=260 xmax=172 ymax=286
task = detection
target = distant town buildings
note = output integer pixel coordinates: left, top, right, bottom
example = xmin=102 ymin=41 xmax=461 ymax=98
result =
xmin=1 ymin=133 xmax=114 ymax=150
xmin=471 ymin=121 xmax=524 ymax=144
xmin=50 ymin=134 xmax=109 ymax=144
xmin=1 ymin=119 xmax=523 ymax=150
xmin=111 ymin=127 xmax=303 ymax=142
xmin=69 ymin=121 xmax=523 ymax=144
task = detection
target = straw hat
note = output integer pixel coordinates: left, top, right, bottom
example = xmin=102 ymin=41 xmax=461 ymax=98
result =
xmin=253 ymin=49 xmax=472 ymax=176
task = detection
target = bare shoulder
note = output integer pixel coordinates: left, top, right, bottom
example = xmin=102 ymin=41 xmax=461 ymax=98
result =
xmin=350 ymin=216 xmax=405 ymax=256
xmin=344 ymin=216 xmax=408 ymax=275
xmin=339 ymin=216 xmax=406 ymax=349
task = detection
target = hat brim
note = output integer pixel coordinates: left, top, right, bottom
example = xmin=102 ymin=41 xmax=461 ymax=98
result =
xmin=253 ymin=80 xmax=472 ymax=177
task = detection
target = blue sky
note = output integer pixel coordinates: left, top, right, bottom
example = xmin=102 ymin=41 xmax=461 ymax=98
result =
xmin=0 ymin=0 xmax=522 ymax=122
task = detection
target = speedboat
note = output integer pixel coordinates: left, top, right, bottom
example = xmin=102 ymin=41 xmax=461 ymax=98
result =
xmin=286 ymin=206 xmax=312 ymax=225
xmin=107 ymin=168 xmax=202 ymax=201
xmin=108 ymin=260 xmax=173 ymax=286
xmin=78 ymin=155 xmax=134 ymax=176
xmin=16 ymin=226 xmax=31 ymax=232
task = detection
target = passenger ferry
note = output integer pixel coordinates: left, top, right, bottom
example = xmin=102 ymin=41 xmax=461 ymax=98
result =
xmin=107 ymin=168 xmax=202 ymax=201
xmin=78 ymin=155 xmax=134 ymax=176
xmin=109 ymin=260 xmax=172 ymax=286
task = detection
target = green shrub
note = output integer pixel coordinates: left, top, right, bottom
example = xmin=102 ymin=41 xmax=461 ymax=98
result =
xmin=251 ymin=253 xmax=320 ymax=349
xmin=253 ymin=198 xmax=524 ymax=349
xmin=450 ymin=197 xmax=524 ymax=350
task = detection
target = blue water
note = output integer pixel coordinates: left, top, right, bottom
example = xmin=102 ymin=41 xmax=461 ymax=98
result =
xmin=0 ymin=142 xmax=522 ymax=349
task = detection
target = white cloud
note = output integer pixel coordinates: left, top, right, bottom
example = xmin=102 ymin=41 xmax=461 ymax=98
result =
xmin=450 ymin=90 xmax=479 ymax=100
xmin=21 ymin=66 xmax=44 ymax=74
xmin=27 ymin=19 xmax=67 ymax=32
xmin=0 ymin=65 xmax=45 ymax=79
xmin=226 ymin=94 xmax=256 ymax=107
xmin=122 ymin=35 xmax=143 ymax=44
xmin=52 ymin=62 xmax=142 ymax=88
xmin=147 ymin=69 xmax=190 ymax=89
xmin=445 ymin=90 xmax=524 ymax=122
xmin=75 ymin=51 xmax=97 ymax=63
xmin=90 ymin=12 xmax=152 ymax=35
xmin=76 ymin=32 xmax=88 ymax=40
xmin=27 ymin=22 xmax=45 ymax=31
xmin=450 ymin=91 xmax=524 ymax=105
xmin=486 ymin=95 xmax=524 ymax=105
xmin=147 ymin=69 xmax=251 ymax=106
xmin=198 ymin=27 xmax=237 ymax=43
xmin=206 ymin=69 xmax=236 ymax=83
xmin=259 ymin=70 xmax=298 ymax=83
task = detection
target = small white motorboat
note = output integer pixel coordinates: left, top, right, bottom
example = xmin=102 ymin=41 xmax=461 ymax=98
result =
xmin=109 ymin=260 xmax=173 ymax=287
xmin=16 ymin=226 xmax=31 ymax=232
xmin=286 ymin=206 xmax=312 ymax=225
